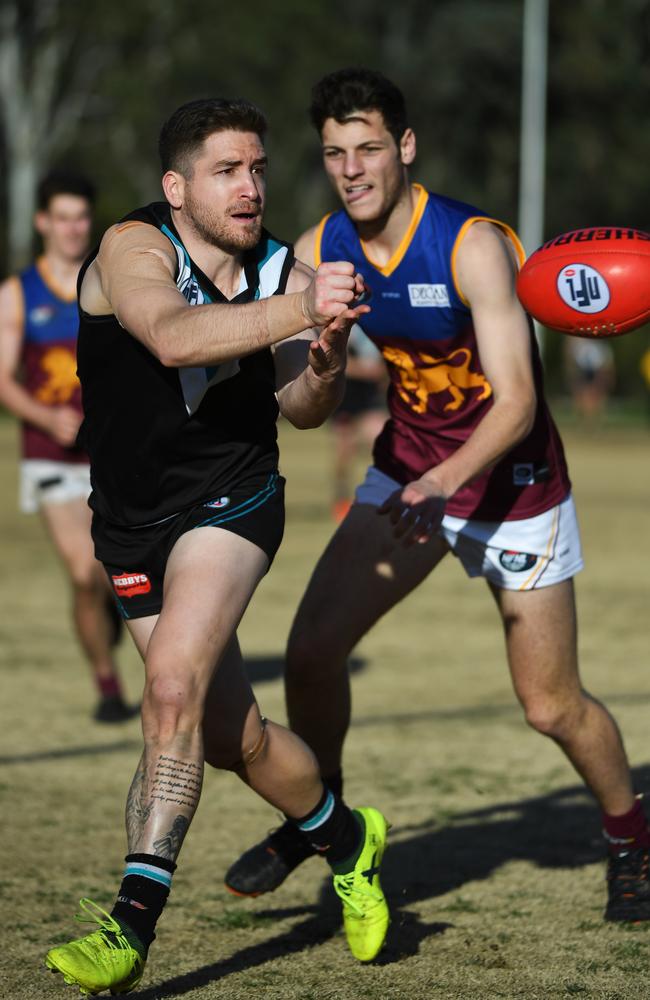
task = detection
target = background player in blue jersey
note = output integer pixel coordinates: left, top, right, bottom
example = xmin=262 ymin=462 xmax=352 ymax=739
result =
xmin=0 ymin=171 xmax=136 ymax=723
xmin=225 ymin=68 xmax=650 ymax=923
xmin=44 ymin=98 xmax=390 ymax=995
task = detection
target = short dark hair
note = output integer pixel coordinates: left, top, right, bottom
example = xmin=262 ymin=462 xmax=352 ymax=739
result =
xmin=159 ymin=97 xmax=268 ymax=176
xmin=309 ymin=68 xmax=408 ymax=146
xmin=37 ymin=170 xmax=96 ymax=211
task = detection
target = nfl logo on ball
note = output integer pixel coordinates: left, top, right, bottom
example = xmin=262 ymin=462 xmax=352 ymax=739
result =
xmin=557 ymin=264 xmax=610 ymax=313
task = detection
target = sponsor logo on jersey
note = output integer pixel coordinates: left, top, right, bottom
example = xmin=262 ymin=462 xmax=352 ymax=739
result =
xmin=513 ymin=462 xmax=550 ymax=486
xmin=408 ymin=283 xmax=450 ymax=308
xmin=204 ymin=496 xmax=230 ymax=509
xmin=499 ymin=550 xmax=538 ymax=573
xmin=381 ymin=291 xmax=401 ymax=299
xmin=513 ymin=463 xmax=534 ymax=485
xmin=557 ymin=264 xmax=610 ymax=314
xmin=28 ymin=305 xmax=56 ymax=326
xmin=381 ymin=345 xmax=491 ymax=413
xmin=112 ymin=573 xmax=152 ymax=598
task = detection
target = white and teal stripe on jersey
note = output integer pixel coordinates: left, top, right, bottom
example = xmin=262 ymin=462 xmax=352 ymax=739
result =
xmin=160 ymin=224 xmax=290 ymax=416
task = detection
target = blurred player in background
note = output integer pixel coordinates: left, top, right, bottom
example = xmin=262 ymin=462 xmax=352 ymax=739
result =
xmin=226 ymin=68 xmax=650 ymax=922
xmin=0 ymin=170 xmax=135 ymax=723
xmin=564 ymin=337 xmax=615 ymax=425
xmin=330 ymin=324 xmax=387 ymax=521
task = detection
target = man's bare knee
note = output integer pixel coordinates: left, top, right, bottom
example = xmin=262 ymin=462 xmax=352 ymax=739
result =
xmin=523 ymin=691 xmax=586 ymax=739
xmin=143 ymin=671 xmax=203 ymax=742
xmin=70 ymin=564 xmax=102 ymax=592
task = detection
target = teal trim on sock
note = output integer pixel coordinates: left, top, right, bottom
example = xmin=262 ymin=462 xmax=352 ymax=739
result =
xmin=298 ymin=789 xmax=335 ymax=832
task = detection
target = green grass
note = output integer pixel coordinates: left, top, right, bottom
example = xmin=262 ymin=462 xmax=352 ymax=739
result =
xmin=1 ymin=416 xmax=650 ymax=999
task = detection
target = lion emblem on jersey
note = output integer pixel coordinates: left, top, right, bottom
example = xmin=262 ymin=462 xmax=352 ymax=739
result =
xmin=35 ymin=346 xmax=79 ymax=404
xmin=381 ymin=345 xmax=492 ymax=413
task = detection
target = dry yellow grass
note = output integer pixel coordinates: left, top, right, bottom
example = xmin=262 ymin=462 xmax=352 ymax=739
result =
xmin=1 ymin=414 xmax=649 ymax=1000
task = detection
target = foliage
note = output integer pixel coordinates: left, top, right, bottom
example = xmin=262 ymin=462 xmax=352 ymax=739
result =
xmin=1 ymin=0 xmax=649 ymax=393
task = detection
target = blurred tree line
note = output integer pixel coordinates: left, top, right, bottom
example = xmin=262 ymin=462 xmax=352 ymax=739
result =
xmin=1 ymin=0 xmax=649 ymax=399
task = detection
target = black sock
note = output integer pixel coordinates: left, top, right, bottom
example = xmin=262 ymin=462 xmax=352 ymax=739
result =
xmin=290 ymin=788 xmax=361 ymax=866
xmin=111 ymin=853 xmax=176 ymax=952
xmin=324 ymin=769 xmax=343 ymax=798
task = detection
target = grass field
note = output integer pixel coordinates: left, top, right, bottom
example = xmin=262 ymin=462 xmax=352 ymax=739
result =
xmin=1 ymin=414 xmax=649 ymax=1000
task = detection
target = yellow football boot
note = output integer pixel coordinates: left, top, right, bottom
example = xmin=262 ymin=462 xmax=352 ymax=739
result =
xmin=45 ymin=899 xmax=145 ymax=995
xmin=332 ymin=807 xmax=390 ymax=961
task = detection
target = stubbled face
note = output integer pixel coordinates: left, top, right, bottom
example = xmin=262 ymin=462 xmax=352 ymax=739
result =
xmin=35 ymin=195 xmax=92 ymax=262
xmin=176 ymin=129 xmax=266 ymax=254
xmin=320 ymin=109 xmax=413 ymax=224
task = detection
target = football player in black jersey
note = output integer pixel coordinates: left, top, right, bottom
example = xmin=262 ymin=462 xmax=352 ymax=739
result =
xmin=45 ymin=98 xmax=390 ymax=995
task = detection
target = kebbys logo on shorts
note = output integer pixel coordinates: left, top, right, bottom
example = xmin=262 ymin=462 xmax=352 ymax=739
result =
xmin=112 ymin=572 xmax=152 ymax=598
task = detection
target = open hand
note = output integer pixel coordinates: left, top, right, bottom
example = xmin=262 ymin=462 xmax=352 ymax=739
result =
xmin=378 ymin=477 xmax=446 ymax=545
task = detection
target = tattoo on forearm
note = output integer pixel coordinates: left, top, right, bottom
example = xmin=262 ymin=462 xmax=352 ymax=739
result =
xmin=153 ymin=815 xmax=190 ymax=860
xmin=126 ymin=755 xmax=153 ymax=850
xmin=151 ymin=755 xmax=202 ymax=810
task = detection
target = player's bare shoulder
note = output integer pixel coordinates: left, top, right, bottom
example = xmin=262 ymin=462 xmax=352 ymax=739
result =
xmin=461 ymin=220 xmax=517 ymax=268
xmin=285 ymin=256 xmax=314 ymax=294
xmin=456 ymin=220 xmax=520 ymax=304
xmin=293 ymin=225 xmax=320 ymax=268
xmin=0 ymin=274 xmax=25 ymax=331
xmin=80 ymin=221 xmax=178 ymax=316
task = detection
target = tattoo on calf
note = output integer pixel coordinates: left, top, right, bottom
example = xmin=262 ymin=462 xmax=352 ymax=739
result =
xmin=153 ymin=815 xmax=190 ymax=860
xmin=125 ymin=753 xmax=201 ymax=854
xmin=151 ymin=755 xmax=202 ymax=810
xmin=126 ymin=756 xmax=153 ymax=850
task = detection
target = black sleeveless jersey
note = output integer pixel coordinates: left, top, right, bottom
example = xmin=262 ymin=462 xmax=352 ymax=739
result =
xmin=76 ymin=202 xmax=294 ymax=527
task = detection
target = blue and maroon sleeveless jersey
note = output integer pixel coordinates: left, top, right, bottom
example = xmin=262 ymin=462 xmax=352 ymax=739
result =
xmin=315 ymin=184 xmax=570 ymax=521
xmin=19 ymin=259 xmax=86 ymax=462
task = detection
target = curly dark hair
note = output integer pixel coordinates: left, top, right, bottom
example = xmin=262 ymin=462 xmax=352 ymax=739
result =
xmin=309 ymin=68 xmax=408 ymax=145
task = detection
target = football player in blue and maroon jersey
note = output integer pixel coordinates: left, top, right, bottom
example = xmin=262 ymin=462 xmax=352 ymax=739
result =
xmin=0 ymin=171 xmax=136 ymax=723
xmin=225 ymin=68 xmax=650 ymax=925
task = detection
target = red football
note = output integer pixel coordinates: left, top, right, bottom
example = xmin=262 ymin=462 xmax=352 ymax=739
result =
xmin=516 ymin=227 xmax=650 ymax=338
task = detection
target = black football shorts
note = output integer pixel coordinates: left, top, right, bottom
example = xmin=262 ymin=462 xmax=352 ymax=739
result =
xmin=93 ymin=473 xmax=285 ymax=619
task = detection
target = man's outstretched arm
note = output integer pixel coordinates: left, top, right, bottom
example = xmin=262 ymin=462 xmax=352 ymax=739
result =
xmin=80 ymin=223 xmax=367 ymax=368
xmin=380 ymin=222 xmax=536 ymax=544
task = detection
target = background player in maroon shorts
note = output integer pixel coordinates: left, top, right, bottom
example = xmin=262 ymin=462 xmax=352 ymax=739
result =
xmin=225 ymin=68 xmax=650 ymax=922
xmin=0 ymin=171 xmax=136 ymax=723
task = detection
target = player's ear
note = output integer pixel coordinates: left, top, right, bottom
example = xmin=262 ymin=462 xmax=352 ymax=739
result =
xmin=33 ymin=211 xmax=49 ymax=238
xmin=399 ymin=128 xmax=416 ymax=167
xmin=162 ymin=171 xmax=185 ymax=210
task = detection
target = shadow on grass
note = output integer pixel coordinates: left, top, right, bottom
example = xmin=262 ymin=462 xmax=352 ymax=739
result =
xmin=0 ymin=739 xmax=142 ymax=766
xmin=0 ymin=657 xmax=366 ymax=766
xmin=135 ymin=891 xmax=452 ymax=999
xmin=7 ymin=676 xmax=644 ymax=767
xmin=245 ymin=653 xmax=366 ymax=686
xmin=133 ymin=765 xmax=650 ymax=996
